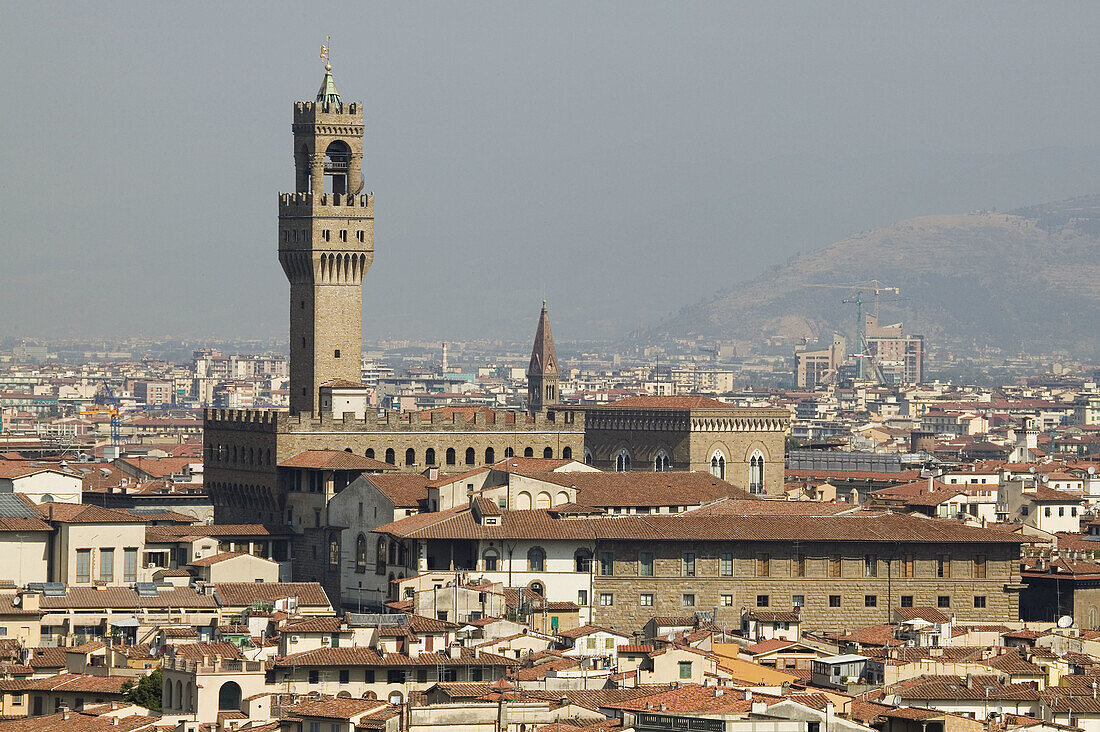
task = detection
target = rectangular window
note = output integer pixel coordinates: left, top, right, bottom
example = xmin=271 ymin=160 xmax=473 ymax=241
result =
xmin=364 ymin=669 xmax=375 ymax=683
xmin=756 ymin=553 xmax=770 ymax=577
xmin=416 ymin=669 xmax=428 ymax=683
xmin=938 ymin=554 xmax=951 ymax=578
xmin=639 ymin=551 xmax=654 ymax=577
xmin=639 ymin=593 xmax=654 ymax=606
xmin=578 ymin=590 xmax=588 ymax=606
xmin=11 ymin=693 xmax=22 ymax=706
xmin=683 ymin=594 xmax=696 ymax=607
xmin=864 ymin=554 xmax=877 ymax=577
xmin=938 ymin=595 xmax=951 ymax=608
xmin=600 ymin=593 xmax=613 ymax=606
xmin=123 ymin=548 xmax=137 ymax=583
xmin=679 ymin=661 xmax=693 ymax=679
xmin=387 ymin=670 xmax=405 ymax=684
xmin=829 ymin=555 xmax=841 ymax=578
xmin=1045 ymin=507 xmax=1051 ymax=517
xmin=828 ymin=595 xmax=841 ymax=608
xmin=605 ymin=638 xmax=614 ymax=649
xmin=792 ymin=594 xmax=805 ymax=607
xmin=865 ymin=595 xmax=877 ymax=607
xmin=903 ymin=554 xmax=914 ymax=578
xmin=720 ymin=552 xmax=733 ymax=576
xmin=974 ymin=554 xmax=987 ymax=578
xmin=339 ymin=669 xmax=349 ymax=684
xmin=794 ymin=554 xmax=806 ymax=577
xmin=721 ymin=594 xmax=733 ymax=606
xmin=599 ymin=552 xmax=614 ymax=576
xmin=757 ymin=594 xmax=769 ymax=607
xmin=974 ymin=595 xmax=987 ymax=608
xmin=308 ymin=670 xmax=319 ymax=684
xmin=901 ymin=595 xmax=914 ymax=607
xmin=76 ymin=549 xmax=91 ymax=583
xmin=587 ymin=637 xmax=596 ymax=649
xmin=682 ymin=552 xmax=696 ymax=577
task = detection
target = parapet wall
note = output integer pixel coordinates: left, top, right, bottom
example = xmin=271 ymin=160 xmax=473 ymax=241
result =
xmin=293 ymin=101 xmax=363 ymax=125
xmin=279 ymin=192 xmax=373 ymax=217
xmin=205 ymin=408 xmax=583 ymax=434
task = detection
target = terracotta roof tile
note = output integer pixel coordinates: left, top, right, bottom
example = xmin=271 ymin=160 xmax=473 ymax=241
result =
xmin=280 ymin=450 xmax=395 ymax=472
xmin=215 ymin=582 xmax=331 ymax=608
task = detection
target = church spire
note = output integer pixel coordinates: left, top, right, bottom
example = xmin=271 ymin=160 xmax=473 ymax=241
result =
xmin=527 ymin=301 xmax=560 ymax=412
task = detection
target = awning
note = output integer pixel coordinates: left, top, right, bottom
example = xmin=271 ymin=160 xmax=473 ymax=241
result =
xmin=109 ymin=617 xmax=140 ymax=628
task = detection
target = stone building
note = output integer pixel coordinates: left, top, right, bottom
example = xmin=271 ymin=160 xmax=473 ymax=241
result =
xmin=204 ymin=70 xmax=583 ymax=590
xmin=374 ymin=502 xmax=1024 ymax=633
xmin=575 ymin=395 xmax=789 ymax=494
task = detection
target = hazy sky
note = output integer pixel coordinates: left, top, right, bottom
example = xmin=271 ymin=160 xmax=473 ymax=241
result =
xmin=4 ymin=2 xmax=1100 ymax=343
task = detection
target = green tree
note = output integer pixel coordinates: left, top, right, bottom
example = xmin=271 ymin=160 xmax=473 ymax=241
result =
xmin=121 ymin=668 xmax=162 ymax=712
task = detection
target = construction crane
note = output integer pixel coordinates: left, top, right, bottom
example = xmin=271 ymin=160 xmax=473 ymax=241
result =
xmin=88 ymin=379 xmax=123 ymax=448
xmin=804 ymin=280 xmax=901 ymax=381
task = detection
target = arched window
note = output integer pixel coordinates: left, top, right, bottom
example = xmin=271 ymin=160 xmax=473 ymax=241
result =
xmin=536 ymin=491 xmax=552 ymax=509
xmin=584 ymin=448 xmax=593 ymax=465
xmin=517 ymin=492 xmax=532 ymax=510
xmin=388 ymin=573 xmax=396 ymax=599
xmin=376 ymin=537 xmax=387 ymax=575
xmin=616 ymin=449 xmax=631 ymax=472
xmin=385 ymin=448 xmax=395 ymax=465
xmin=365 ymin=448 xmax=375 ymax=459
xmin=654 ymin=450 xmax=671 ymax=472
xmin=405 ymin=448 xmax=416 ymax=466
xmin=465 ymin=447 xmax=476 ymax=465
xmin=524 ymin=447 xmax=534 ymax=457
xmin=504 ymin=447 xmax=514 ymax=458
xmin=543 ymin=447 xmax=553 ymax=459
xmin=187 ymin=681 xmax=195 ymax=711
xmin=710 ymin=450 xmax=726 ymax=480
xmin=556 ymin=491 xmax=570 ymax=505
xmin=330 ymin=538 xmax=339 ymax=566
xmin=446 ymin=448 xmax=456 ymax=466
xmin=324 ymin=140 xmax=353 ymax=194
xmin=249 ymin=447 xmax=254 ymax=465
xmin=164 ymin=678 xmax=172 ymax=709
xmin=175 ymin=681 xmax=183 ymax=711
xmin=529 ymin=581 xmax=545 ymax=597
xmin=388 ymin=691 xmax=404 ymax=706
xmin=425 ymin=448 xmax=436 ymax=466
xmin=355 ymin=534 xmax=367 ymax=573
xmin=483 ymin=549 xmax=499 ymax=572
xmin=218 ymin=681 xmax=242 ymax=711
xmin=575 ymin=549 xmax=593 ymax=573
xmin=562 ymin=446 xmax=572 ymax=459
xmin=749 ymin=450 xmax=765 ymax=493
xmin=527 ymin=546 xmax=546 ymax=572
xmin=485 ymin=447 xmax=495 ymax=464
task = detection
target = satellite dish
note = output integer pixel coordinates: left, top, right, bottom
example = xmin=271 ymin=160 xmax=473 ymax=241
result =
xmin=1057 ymin=615 xmax=1074 ymax=628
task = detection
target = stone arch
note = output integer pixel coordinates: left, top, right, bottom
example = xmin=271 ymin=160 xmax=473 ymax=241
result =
xmin=517 ymin=491 xmax=533 ymax=510
xmin=527 ymin=546 xmax=546 ymax=571
xmin=175 ymin=680 xmax=183 ymax=711
xmin=710 ymin=448 xmax=727 ymax=480
xmin=524 ymin=447 xmax=534 ymax=457
xmin=654 ymin=449 xmax=671 ymax=472
xmin=446 ymin=448 xmax=456 ymax=465
xmin=583 ymin=447 xmax=593 ymax=465
xmin=504 ymin=447 xmax=514 ymax=458
xmin=562 ymin=446 xmax=572 ymax=459
xmin=388 ymin=691 xmax=404 ymax=706
xmin=425 ymin=447 xmax=436 ymax=466
xmin=164 ymin=678 xmax=172 ymax=709
xmin=365 ymin=448 xmax=375 ymax=459
xmin=405 ymin=448 xmax=415 ymax=466
xmin=536 ymin=491 xmax=552 ymax=509
xmin=749 ymin=449 xmax=765 ymax=493
xmin=555 ymin=490 xmax=570 ymax=505
xmin=385 ymin=448 xmax=395 ymax=465
xmin=543 ymin=447 xmax=553 ymax=458
xmin=465 ymin=447 xmax=476 ymax=465
xmin=187 ymin=681 xmax=195 ymax=711
xmin=356 ymin=533 xmax=367 ymax=573
xmin=218 ymin=680 xmax=242 ymax=711
xmin=485 ymin=447 xmax=495 ymax=464
xmin=615 ymin=448 xmax=632 ymax=472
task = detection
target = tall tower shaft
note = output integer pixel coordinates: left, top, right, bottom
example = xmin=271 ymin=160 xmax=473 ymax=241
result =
xmin=278 ymin=71 xmax=374 ymax=415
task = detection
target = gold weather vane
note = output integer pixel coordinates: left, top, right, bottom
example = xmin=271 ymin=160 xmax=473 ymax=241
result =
xmin=320 ymin=36 xmax=332 ymax=71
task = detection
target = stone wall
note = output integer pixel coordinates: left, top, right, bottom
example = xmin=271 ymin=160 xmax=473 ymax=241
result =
xmin=591 ymin=539 xmax=1020 ymax=633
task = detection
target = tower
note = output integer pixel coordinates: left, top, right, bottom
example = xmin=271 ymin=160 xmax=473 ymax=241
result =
xmin=278 ymin=67 xmax=374 ymax=415
xmin=527 ymin=301 xmax=560 ymax=412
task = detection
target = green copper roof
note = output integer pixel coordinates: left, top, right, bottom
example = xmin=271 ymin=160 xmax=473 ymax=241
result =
xmin=316 ymin=70 xmax=341 ymax=111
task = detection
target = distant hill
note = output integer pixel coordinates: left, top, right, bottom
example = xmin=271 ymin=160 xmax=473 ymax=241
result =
xmin=647 ymin=196 xmax=1100 ymax=357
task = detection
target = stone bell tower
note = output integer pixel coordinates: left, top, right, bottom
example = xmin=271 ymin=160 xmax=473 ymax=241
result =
xmin=527 ymin=301 xmax=560 ymax=413
xmin=278 ymin=67 xmax=374 ymax=416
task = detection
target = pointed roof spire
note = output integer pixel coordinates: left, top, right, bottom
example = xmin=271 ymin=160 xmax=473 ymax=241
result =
xmin=316 ymin=69 xmax=341 ymax=112
xmin=528 ymin=301 xmax=558 ymax=376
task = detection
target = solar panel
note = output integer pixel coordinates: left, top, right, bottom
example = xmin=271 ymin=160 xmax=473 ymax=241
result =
xmin=0 ymin=494 xmax=37 ymax=518
xmin=346 ymin=612 xmax=407 ymax=627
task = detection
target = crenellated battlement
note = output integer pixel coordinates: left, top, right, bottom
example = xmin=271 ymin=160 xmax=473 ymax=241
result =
xmin=279 ymin=192 xmax=373 ymax=217
xmin=203 ymin=408 xmax=281 ymax=432
xmin=293 ymin=100 xmax=362 ymax=123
